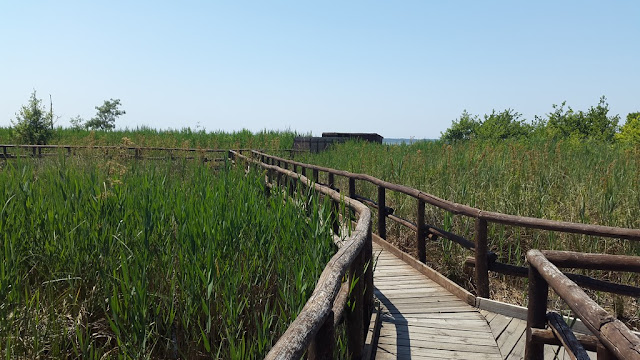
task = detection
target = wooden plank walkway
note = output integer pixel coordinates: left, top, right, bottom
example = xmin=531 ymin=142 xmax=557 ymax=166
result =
xmin=372 ymin=243 xmax=502 ymax=359
xmin=370 ymin=240 xmax=600 ymax=359
xmin=480 ymin=310 xmax=597 ymax=360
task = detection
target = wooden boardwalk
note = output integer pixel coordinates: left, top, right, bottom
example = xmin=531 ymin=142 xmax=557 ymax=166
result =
xmin=371 ymin=243 xmax=600 ymax=360
xmin=481 ymin=311 xmax=597 ymax=360
xmin=372 ymin=243 xmax=502 ymax=359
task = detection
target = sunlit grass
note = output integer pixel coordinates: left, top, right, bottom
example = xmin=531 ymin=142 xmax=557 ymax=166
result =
xmin=0 ymin=156 xmax=334 ymax=359
xmin=299 ymin=139 xmax=640 ymax=323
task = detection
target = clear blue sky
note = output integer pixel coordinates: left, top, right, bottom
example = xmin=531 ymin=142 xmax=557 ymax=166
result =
xmin=1 ymin=1 xmax=638 ymax=138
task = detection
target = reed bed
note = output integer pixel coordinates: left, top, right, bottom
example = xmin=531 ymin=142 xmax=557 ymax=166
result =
xmin=0 ymin=127 xmax=297 ymax=150
xmin=0 ymin=156 xmax=335 ymax=359
xmin=299 ymin=140 xmax=640 ymax=328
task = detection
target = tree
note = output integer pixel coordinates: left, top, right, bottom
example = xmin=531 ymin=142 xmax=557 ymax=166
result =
xmin=616 ymin=112 xmax=640 ymax=144
xmin=69 ymin=115 xmax=85 ymax=131
xmin=12 ymin=90 xmax=54 ymax=144
xmin=441 ymin=110 xmax=480 ymax=142
xmin=475 ymin=109 xmax=531 ymax=141
xmin=85 ymin=98 xmax=125 ymax=130
xmin=545 ymin=97 xmax=619 ymax=141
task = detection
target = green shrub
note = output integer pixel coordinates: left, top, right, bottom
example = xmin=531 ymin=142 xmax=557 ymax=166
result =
xmin=11 ymin=90 xmax=53 ymax=144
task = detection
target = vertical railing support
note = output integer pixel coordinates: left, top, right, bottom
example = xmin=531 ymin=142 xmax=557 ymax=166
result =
xmin=474 ymin=218 xmax=490 ymax=298
xmin=346 ymin=248 xmax=365 ymax=359
xmin=308 ymin=312 xmax=335 ymax=360
xmin=417 ymin=199 xmax=426 ymax=263
xmin=377 ymin=186 xmax=386 ymax=239
xmin=362 ymin=222 xmax=374 ymax=335
xmin=313 ymin=169 xmax=319 ymax=183
xmin=328 ymin=173 xmax=334 ymax=189
xmin=348 ymin=178 xmax=355 ymax=198
xmin=348 ymin=178 xmax=356 ymax=220
xmin=301 ymin=166 xmax=306 ymax=178
xmin=524 ymin=265 xmax=548 ymax=360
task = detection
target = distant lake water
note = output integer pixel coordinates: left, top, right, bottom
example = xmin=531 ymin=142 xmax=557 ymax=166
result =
xmin=383 ymin=138 xmax=436 ymax=145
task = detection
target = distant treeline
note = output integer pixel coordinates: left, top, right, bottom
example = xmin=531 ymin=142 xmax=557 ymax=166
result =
xmin=441 ymin=96 xmax=640 ymax=144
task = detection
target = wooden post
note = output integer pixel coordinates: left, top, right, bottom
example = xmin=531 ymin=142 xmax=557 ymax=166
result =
xmin=525 ymin=266 xmax=548 ymax=360
xmin=417 ymin=199 xmax=426 ymax=263
xmin=32 ymin=147 xmax=37 ymax=157
xmin=346 ymin=248 xmax=365 ymax=359
xmin=301 ymin=166 xmax=306 ymax=178
xmin=328 ymin=173 xmax=335 ymax=189
xmin=474 ymin=218 xmax=489 ymax=298
xmin=313 ymin=169 xmax=319 ymax=183
xmin=348 ymin=178 xmax=356 ymax=198
xmin=348 ymin=178 xmax=356 ymax=220
xmin=308 ymin=311 xmax=335 ymax=360
xmin=2 ymin=146 xmax=7 ymax=158
xmin=378 ymin=186 xmax=386 ymax=239
xmin=331 ymin=199 xmax=339 ymax=235
xmin=362 ymin=223 xmax=374 ymax=336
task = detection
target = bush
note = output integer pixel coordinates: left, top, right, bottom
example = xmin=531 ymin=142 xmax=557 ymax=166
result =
xmin=545 ymin=96 xmax=619 ymax=141
xmin=11 ymin=90 xmax=53 ymax=144
xmin=616 ymin=112 xmax=640 ymax=144
xmin=440 ymin=110 xmax=480 ymax=142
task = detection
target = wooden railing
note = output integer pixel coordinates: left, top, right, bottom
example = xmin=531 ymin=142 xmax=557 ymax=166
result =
xmin=251 ymin=150 xmax=640 ymax=295
xmin=248 ymin=150 xmax=640 ymax=358
xmin=525 ymin=250 xmax=640 ymax=359
xmin=0 ymin=144 xmax=303 ymax=162
xmin=229 ymin=150 xmax=374 ymax=360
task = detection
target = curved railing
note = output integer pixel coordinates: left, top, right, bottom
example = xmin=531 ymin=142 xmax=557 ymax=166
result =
xmin=525 ymin=250 xmax=640 ymax=359
xmin=248 ymin=150 xmax=640 ymax=358
xmin=229 ymin=150 xmax=374 ymax=359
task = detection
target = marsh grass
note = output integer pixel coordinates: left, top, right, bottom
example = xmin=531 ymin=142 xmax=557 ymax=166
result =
xmin=300 ymin=139 xmax=640 ymax=329
xmin=0 ymin=156 xmax=335 ymax=358
xmin=0 ymin=127 xmax=297 ymax=150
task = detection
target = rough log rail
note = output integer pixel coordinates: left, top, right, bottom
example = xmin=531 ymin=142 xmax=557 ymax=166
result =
xmin=0 ymin=144 xmax=303 ymax=161
xmin=251 ymin=150 xmax=640 ymax=296
xmin=230 ymin=150 xmax=374 ymax=359
xmin=526 ymin=250 xmax=640 ymax=360
xmin=247 ymin=150 xmax=640 ymax=359
xmin=8 ymin=145 xmax=640 ymax=358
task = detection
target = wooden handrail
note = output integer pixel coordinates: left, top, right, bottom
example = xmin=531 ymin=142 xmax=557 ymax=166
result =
xmin=0 ymin=144 xmax=301 ymax=153
xmin=525 ymin=250 xmax=640 ymax=360
xmin=230 ymin=151 xmax=373 ymax=359
xmin=253 ymin=150 xmax=640 ymax=301
xmin=253 ymin=150 xmax=640 ymax=241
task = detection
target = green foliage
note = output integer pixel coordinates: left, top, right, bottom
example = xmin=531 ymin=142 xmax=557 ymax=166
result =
xmin=11 ymin=90 xmax=53 ymax=144
xmin=300 ymin=140 xmax=640 ymax=308
xmin=475 ymin=109 xmax=531 ymax=141
xmin=441 ymin=96 xmax=621 ymax=143
xmin=0 ymin=158 xmax=334 ymax=358
xmin=616 ymin=112 xmax=640 ymax=144
xmin=85 ymin=98 xmax=125 ymax=130
xmin=546 ymin=96 xmax=619 ymax=141
xmin=440 ymin=110 xmax=480 ymax=142
xmin=69 ymin=115 xmax=85 ymax=131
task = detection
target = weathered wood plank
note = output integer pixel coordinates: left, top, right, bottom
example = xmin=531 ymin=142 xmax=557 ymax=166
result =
xmin=497 ymin=317 xmax=527 ymax=358
xmin=377 ymin=343 xmax=503 ymax=359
